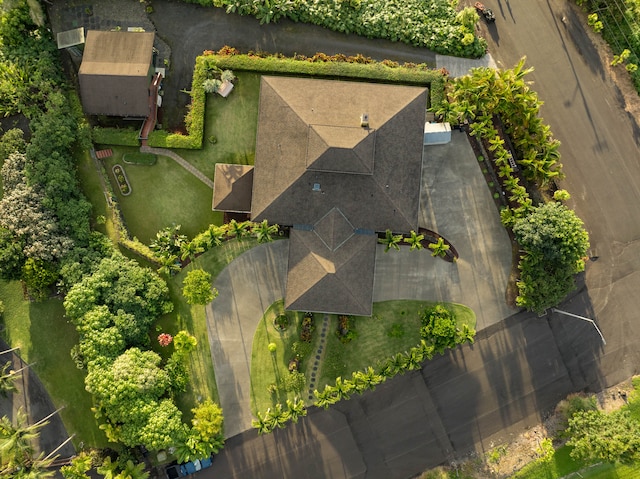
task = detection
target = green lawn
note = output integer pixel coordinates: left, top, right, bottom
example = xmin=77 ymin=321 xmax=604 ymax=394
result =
xmin=101 ymin=151 xmax=221 ymax=242
xmin=75 ymin=148 xmax=119 ymax=243
xmin=177 ymin=72 xmax=260 ymax=179
xmin=250 ymin=301 xmax=320 ymax=413
xmin=250 ymin=300 xmax=476 ymax=414
xmin=0 ymin=280 xmax=109 ymax=449
xmin=156 ymin=238 xmax=260 ymax=420
xmin=319 ymin=300 xmax=476 ymax=389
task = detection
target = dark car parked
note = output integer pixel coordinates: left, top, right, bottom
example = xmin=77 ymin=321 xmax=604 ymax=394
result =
xmin=474 ymin=2 xmax=495 ymax=22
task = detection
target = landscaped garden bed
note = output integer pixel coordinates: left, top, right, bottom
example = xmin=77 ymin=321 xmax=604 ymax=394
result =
xmin=112 ymin=163 xmax=132 ymax=196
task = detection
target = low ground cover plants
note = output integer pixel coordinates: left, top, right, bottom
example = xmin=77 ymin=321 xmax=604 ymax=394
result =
xmin=184 ymin=0 xmax=486 ymax=58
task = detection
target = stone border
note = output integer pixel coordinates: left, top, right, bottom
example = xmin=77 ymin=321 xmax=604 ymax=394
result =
xmin=112 ymin=164 xmax=132 ymax=196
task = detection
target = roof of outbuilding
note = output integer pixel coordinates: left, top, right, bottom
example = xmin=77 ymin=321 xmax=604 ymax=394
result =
xmin=79 ymin=30 xmax=154 ymax=77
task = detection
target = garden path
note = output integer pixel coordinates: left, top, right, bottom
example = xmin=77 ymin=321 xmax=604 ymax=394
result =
xmin=306 ymin=315 xmax=330 ymax=402
xmin=140 ymin=146 xmax=215 ymax=189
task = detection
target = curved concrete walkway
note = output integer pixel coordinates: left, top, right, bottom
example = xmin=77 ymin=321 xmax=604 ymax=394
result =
xmin=140 ymin=146 xmax=215 ymax=189
xmin=207 ymin=131 xmax=514 ymax=438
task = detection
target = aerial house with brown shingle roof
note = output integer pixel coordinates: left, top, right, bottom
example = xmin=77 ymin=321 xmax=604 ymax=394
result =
xmin=78 ymin=30 xmax=155 ymax=117
xmin=214 ymin=76 xmax=428 ymax=316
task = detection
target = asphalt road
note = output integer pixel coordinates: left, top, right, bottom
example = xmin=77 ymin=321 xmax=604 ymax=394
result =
xmin=478 ymin=0 xmax=640 ymax=386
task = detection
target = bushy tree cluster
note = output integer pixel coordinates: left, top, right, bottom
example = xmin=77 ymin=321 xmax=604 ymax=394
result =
xmin=420 ymin=304 xmax=475 ymax=354
xmin=567 ymin=409 xmax=640 ymax=464
xmin=0 ymin=1 xmax=92 ymax=299
xmin=513 ymin=202 xmax=589 ymax=313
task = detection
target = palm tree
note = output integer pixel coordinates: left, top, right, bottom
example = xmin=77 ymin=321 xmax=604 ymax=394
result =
xmin=203 ymin=225 xmax=225 ymax=248
xmin=157 ymin=254 xmax=180 ymax=277
xmin=8 ymin=452 xmax=55 ymax=479
xmin=227 ymin=219 xmax=249 ymax=239
xmin=404 ymin=230 xmax=424 ymax=251
xmin=180 ymin=241 xmax=204 ymax=263
xmin=251 ymin=412 xmax=271 ymax=435
xmin=285 ymin=398 xmax=306 ymax=424
xmin=0 ymin=362 xmax=21 ymax=397
xmin=428 ymin=238 xmax=451 ymax=258
xmin=114 ymin=460 xmax=149 ymax=479
xmin=96 ymin=457 xmax=118 ymax=479
xmin=378 ymin=229 xmax=403 ymax=253
xmin=252 ymin=220 xmax=279 ymax=243
xmin=0 ymin=408 xmax=56 ymax=474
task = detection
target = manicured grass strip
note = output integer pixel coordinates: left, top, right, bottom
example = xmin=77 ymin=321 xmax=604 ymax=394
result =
xmin=0 ymin=280 xmax=109 ymax=448
xmin=319 ymin=300 xmax=475 ymax=389
xmin=512 ymin=445 xmax=640 ymax=478
xmin=75 ymin=148 xmax=119 ymax=243
xmin=158 ymin=238 xmax=260 ymax=418
xmin=101 ymin=150 xmax=221 ymax=242
xmin=249 ymin=300 xmax=316 ymax=414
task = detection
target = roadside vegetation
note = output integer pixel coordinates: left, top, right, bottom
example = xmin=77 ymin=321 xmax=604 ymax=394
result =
xmin=575 ymin=0 xmax=640 ymax=93
xmin=434 ymin=58 xmax=590 ymax=313
xmin=183 ymin=0 xmax=486 ymax=58
xmin=420 ymin=377 xmax=640 ymax=478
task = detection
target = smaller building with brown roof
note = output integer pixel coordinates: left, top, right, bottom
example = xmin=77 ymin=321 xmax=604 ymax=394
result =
xmin=212 ymin=164 xmax=254 ymax=213
xmin=79 ymin=30 xmax=155 ymax=117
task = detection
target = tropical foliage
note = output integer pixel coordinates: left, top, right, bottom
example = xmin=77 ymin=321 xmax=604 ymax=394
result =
xmin=0 ymin=1 xmax=92 ymax=300
xmin=513 ymin=202 xmax=589 ymax=313
xmin=577 ymin=0 xmax=640 ymax=92
xmin=187 ymin=0 xmax=487 ymax=58
xmin=566 ymin=409 xmax=640 ymax=464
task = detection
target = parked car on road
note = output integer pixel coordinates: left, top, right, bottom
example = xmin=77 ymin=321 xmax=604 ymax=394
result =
xmin=474 ymin=2 xmax=495 ymax=22
xmin=165 ymin=456 xmax=214 ymax=479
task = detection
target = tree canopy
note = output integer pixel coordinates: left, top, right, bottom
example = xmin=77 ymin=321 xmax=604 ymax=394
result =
xmin=182 ymin=269 xmax=217 ymax=305
xmin=513 ymin=202 xmax=590 ymax=312
xmin=567 ymin=409 xmax=640 ymax=464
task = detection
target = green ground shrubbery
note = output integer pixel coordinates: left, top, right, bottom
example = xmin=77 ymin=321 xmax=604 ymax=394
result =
xmin=184 ymin=0 xmax=486 ymax=58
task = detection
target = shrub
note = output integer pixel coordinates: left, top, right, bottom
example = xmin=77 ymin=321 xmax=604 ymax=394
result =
xmin=299 ymin=313 xmax=315 ymax=342
xmin=267 ymin=342 xmax=277 ymax=353
xmin=274 ymin=314 xmax=289 ymax=330
xmin=283 ymin=371 xmax=306 ymax=392
xmin=336 ymin=315 xmax=357 ymax=344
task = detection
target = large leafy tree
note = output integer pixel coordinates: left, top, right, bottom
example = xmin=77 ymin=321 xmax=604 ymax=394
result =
xmin=567 ymin=409 xmax=640 ymax=464
xmin=64 ymin=253 xmax=173 ymax=346
xmin=513 ymin=202 xmax=589 ymax=312
xmin=85 ymin=349 xmax=183 ymax=450
xmin=182 ymin=269 xmax=217 ymax=305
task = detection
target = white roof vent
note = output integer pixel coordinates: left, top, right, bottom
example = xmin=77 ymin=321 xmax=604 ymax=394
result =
xmin=360 ymin=113 xmax=369 ymax=128
xmin=312 ymin=183 xmax=321 ymax=192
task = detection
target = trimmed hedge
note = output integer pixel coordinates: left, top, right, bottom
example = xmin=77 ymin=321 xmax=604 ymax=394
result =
xmin=94 ymin=49 xmax=445 ymax=150
xmin=202 ymin=49 xmax=446 ymax=108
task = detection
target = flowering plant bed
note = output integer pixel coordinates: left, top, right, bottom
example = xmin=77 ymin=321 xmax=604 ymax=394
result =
xmin=299 ymin=313 xmax=315 ymax=343
xmin=112 ymin=164 xmax=132 ymax=196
